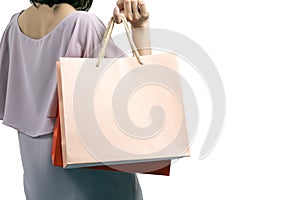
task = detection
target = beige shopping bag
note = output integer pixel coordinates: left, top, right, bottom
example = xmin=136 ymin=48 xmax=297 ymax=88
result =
xmin=57 ymin=16 xmax=190 ymax=173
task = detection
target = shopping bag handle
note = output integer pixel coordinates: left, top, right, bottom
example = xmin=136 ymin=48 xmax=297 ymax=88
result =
xmin=96 ymin=15 xmax=144 ymax=67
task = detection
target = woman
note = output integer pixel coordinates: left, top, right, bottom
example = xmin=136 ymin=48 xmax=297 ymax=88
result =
xmin=0 ymin=0 xmax=151 ymax=199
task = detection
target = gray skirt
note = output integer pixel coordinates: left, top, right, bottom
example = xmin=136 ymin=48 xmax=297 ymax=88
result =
xmin=17 ymin=131 xmax=143 ymax=200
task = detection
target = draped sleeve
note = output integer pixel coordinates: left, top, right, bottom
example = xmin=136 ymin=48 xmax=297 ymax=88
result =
xmin=0 ymin=21 xmax=11 ymax=120
xmin=65 ymin=12 xmax=125 ymax=58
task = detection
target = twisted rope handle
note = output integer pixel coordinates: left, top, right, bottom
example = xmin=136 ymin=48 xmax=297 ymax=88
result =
xmin=96 ymin=15 xmax=144 ymax=67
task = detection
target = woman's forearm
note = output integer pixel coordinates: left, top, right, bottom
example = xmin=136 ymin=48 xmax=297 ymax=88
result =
xmin=132 ymin=20 xmax=152 ymax=56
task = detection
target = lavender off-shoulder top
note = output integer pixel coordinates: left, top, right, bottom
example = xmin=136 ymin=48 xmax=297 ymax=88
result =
xmin=0 ymin=11 xmax=124 ymax=137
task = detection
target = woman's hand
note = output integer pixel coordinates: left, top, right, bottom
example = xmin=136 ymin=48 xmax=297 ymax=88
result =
xmin=113 ymin=0 xmax=151 ymax=55
xmin=114 ymin=0 xmax=149 ymax=28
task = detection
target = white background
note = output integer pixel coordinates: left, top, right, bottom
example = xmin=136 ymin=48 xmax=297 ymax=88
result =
xmin=1 ymin=0 xmax=300 ymax=199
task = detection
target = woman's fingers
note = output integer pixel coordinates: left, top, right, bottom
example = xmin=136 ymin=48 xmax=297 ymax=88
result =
xmin=131 ymin=0 xmax=140 ymax=20
xmin=114 ymin=0 xmax=149 ymax=27
xmin=124 ymin=0 xmax=133 ymax=21
xmin=116 ymin=0 xmax=124 ymax=10
xmin=138 ymin=1 xmax=149 ymax=18
xmin=113 ymin=6 xmax=122 ymax=23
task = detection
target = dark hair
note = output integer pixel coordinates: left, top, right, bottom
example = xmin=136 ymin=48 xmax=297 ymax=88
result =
xmin=30 ymin=0 xmax=93 ymax=11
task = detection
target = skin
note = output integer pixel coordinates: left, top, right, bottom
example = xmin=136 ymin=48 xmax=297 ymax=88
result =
xmin=18 ymin=1 xmax=151 ymax=55
xmin=114 ymin=0 xmax=151 ymax=55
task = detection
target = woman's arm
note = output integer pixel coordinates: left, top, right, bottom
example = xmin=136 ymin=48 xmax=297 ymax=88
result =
xmin=114 ymin=0 xmax=152 ymax=56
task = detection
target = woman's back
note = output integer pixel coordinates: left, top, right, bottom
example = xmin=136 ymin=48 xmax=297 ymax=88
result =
xmin=18 ymin=3 xmax=76 ymax=40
